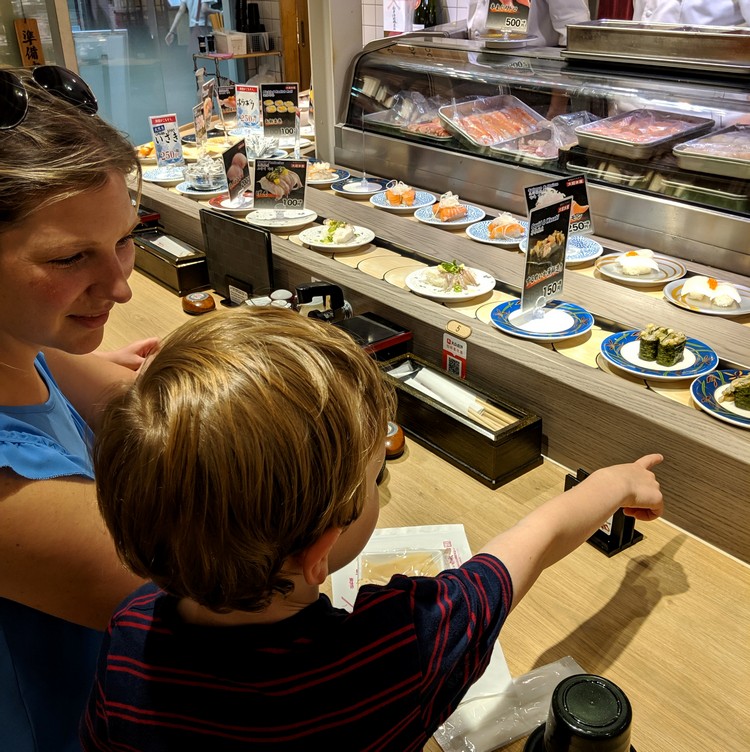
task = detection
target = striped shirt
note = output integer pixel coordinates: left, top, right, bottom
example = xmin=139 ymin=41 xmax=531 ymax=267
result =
xmin=81 ymin=554 xmax=512 ymax=751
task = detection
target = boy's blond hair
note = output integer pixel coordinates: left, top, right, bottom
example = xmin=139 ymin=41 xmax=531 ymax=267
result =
xmin=94 ymin=307 xmax=396 ymax=613
xmin=0 ymin=67 xmax=140 ymax=230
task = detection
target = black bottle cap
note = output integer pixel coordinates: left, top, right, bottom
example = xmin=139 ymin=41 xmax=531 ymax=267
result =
xmin=524 ymin=674 xmax=635 ymax=752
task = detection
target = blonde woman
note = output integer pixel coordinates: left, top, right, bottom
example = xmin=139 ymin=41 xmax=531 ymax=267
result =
xmin=0 ymin=66 xmax=151 ymax=751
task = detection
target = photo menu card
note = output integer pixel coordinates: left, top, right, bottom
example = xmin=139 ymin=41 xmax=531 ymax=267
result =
xmin=252 ymin=159 xmax=307 ymax=211
xmin=260 ymin=82 xmax=299 ymax=141
xmin=525 ymin=174 xmax=592 ymax=236
xmin=520 ymin=196 xmax=572 ymax=315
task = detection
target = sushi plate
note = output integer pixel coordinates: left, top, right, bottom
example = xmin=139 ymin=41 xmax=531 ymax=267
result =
xmin=690 ymin=369 xmax=750 ymax=429
xmin=142 ymin=167 xmax=185 ymax=186
xmin=490 ymin=300 xmax=594 ymax=341
xmin=600 ymin=330 xmax=718 ymax=381
xmin=307 ymin=163 xmax=351 ymax=185
xmin=297 ymin=224 xmax=375 ymax=251
xmin=466 ymin=219 xmax=528 ymax=247
xmin=520 ymin=234 xmax=604 ymax=265
xmin=596 ymin=253 xmax=687 ymax=287
xmin=414 ymin=204 xmax=485 ymax=229
xmin=207 ymin=193 xmax=254 ymax=213
xmin=663 ymin=279 xmax=750 ymax=317
xmin=404 ymin=266 xmax=496 ymax=302
xmin=175 ymin=182 xmax=227 ymax=200
xmin=331 ymin=177 xmax=391 ymax=198
xmin=245 ymin=208 xmax=317 ymax=232
xmin=370 ymin=191 xmax=436 ymax=213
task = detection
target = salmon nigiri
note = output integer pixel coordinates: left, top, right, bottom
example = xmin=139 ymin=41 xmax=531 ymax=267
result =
xmin=488 ymin=212 xmax=525 ymax=239
xmin=432 ymin=191 xmax=468 ymax=222
xmin=385 ymin=180 xmax=416 ymax=206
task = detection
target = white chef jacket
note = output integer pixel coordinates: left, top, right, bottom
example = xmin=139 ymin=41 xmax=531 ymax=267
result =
xmin=632 ymin=0 xmax=750 ymax=26
xmin=528 ymin=0 xmax=591 ymax=46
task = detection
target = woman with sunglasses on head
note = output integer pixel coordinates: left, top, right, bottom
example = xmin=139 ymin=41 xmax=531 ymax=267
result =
xmin=0 ymin=66 xmax=152 ymax=751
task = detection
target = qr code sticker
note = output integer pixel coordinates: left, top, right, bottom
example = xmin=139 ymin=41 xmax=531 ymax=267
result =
xmin=446 ymin=355 xmax=462 ymax=377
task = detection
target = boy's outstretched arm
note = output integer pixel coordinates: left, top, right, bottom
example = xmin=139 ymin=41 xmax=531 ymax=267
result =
xmin=480 ymin=454 xmax=664 ymax=611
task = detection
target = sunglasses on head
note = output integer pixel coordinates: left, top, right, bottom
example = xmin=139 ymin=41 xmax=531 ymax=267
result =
xmin=0 ymin=65 xmax=98 ymax=130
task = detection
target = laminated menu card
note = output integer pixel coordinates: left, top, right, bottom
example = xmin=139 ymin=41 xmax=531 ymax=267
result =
xmin=520 ymin=195 xmax=572 ymax=316
xmin=252 ymin=158 xmax=307 ymax=211
xmin=260 ymin=82 xmax=298 ymax=141
xmin=525 ymin=174 xmax=593 ymax=235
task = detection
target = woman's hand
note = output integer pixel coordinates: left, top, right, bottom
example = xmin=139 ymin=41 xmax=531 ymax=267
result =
xmin=94 ymin=338 xmax=160 ymax=372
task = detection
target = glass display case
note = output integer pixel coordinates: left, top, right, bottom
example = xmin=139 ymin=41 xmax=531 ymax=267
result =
xmin=335 ymin=37 xmax=750 ymax=274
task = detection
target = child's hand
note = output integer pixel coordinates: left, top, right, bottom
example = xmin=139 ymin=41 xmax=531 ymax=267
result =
xmin=600 ymin=454 xmax=664 ymax=522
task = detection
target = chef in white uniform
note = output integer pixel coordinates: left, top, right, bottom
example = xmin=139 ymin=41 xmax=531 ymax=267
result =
xmin=631 ymin=0 xmax=750 ymax=26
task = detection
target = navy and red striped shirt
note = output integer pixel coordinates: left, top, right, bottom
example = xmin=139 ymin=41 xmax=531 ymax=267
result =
xmin=81 ymin=554 xmax=512 ymax=751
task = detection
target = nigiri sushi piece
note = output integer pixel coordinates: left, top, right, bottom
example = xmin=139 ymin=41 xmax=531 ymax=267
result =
xmin=681 ymin=276 xmax=741 ymax=308
xmin=488 ymin=212 xmax=525 ymax=239
xmin=432 ymin=191 xmax=468 ymax=222
xmin=385 ymin=180 xmax=416 ymax=206
xmin=618 ymin=249 xmax=659 ymax=276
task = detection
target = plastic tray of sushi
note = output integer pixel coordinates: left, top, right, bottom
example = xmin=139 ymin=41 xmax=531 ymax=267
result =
xmin=672 ymin=124 xmax=750 ymax=179
xmin=437 ymin=95 xmax=550 ymax=152
xmin=491 ymin=128 xmax=560 ymax=165
xmin=575 ymin=109 xmax=714 ymax=160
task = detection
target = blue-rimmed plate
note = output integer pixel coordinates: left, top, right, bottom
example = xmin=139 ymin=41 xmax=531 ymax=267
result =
xmin=466 ymin=219 xmax=528 ymax=247
xmin=520 ymin=234 xmax=604 ymax=265
xmin=370 ymin=190 xmax=436 ymax=213
xmin=142 ymin=166 xmax=185 ymax=186
xmin=600 ymin=330 xmax=718 ymax=382
xmin=415 ymin=204 xmax=485 ymax=229
xmin=307 ymin=160 xmax=350 ymax=185
xmin=690 ymin=369 xmax=750 ymax=429
xmin=331 ymin=177 xmax=391 ymax=198
xmin=490 ymin=300 xmax=594 ymax=341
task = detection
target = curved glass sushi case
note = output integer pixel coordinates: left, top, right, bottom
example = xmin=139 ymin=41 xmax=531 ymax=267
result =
xmin=334 ymin=37 xmax=750 ymax=274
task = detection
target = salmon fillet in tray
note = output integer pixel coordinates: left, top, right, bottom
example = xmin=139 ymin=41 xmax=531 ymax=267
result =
xmin=438 ymin=94 xmax=549 ymax=150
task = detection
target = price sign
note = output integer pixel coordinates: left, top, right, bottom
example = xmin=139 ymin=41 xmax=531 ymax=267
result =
xmin=520 ymin=196 xmax=572 ymax=315
xmin=252 ymin=159 xmax=307 ymax=212
xmin=236 ymin=84 xmax=262 ymax=131
xmin=484 ymin=0 xmax=530 ymax=34
xmin=221 ymin=139 xmax=252 ymax=201
xmin=524 ymin=174 xmax=593 ymax=236
xmin=260 ymin=82 xmax=298 ymax=140
xmin=148 ymin=114 xmax=184 ymax=167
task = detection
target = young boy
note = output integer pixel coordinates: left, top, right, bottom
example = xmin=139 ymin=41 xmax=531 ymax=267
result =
xmin=81 ymin=307 xmax=663 ymax=751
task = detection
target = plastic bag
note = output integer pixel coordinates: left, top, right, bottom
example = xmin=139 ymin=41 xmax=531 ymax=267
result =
xmin=245 ymin=62 xmax=277 ymax=86
xmin=434 ymin=656 xmax=586 ymax=751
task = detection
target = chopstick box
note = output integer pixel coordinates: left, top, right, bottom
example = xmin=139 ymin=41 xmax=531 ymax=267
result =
xmin=382 ymin=355 xmax=542 ymax=488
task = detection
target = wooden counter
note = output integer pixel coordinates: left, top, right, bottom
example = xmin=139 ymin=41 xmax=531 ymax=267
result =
xmin=103 ymin=269 xmax=749 ymax=752
xmin=133 ymin=178 xmax=750 ymax=564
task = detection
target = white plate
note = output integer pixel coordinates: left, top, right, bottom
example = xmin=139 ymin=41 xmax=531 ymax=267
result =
xmin=596 ymin=253 xmax=687 ymax=287
xmin=519 ymin=234 xmax=604 ymax=265
xmin=663 ymin=278 xmax=750 ymax=317
xmin=404 ymin=266 xmax=496 ymax=302
xmin=331 ymin=177 xmax=391 ymax=197
xmin=370 ymin=190 xmax=436 ymax=213
xmin=308 ymin=168 xmax=351 ymax=185
xmin=298 ymin=224 xmax=375 ymax=251
xmin=207 ymin=193 xmax=254 ymax=213
xmin=414 ymin=204 xmax=485 ymax=229
xmin=466 ymin=219 xmax=528 ymax=247
xmin=245 ymin=208 xmax=317 ymax=231
xmin=142 ymin=167 xmax=185 ymax=186
xmin=175 ymin=182 xmax=227 ymax=199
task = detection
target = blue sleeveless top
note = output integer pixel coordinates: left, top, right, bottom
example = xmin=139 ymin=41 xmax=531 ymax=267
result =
xmin=0 ymin=354 xmax=102 ymax=751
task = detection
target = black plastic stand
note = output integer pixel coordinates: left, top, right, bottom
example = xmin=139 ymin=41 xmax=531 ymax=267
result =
xmin=565 ymin=468 xmax=643 ymax=557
